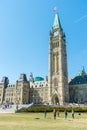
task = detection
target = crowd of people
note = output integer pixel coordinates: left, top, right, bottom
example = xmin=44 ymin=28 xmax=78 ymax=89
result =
xmin=44 ymin=108 xmax=76 ymax=120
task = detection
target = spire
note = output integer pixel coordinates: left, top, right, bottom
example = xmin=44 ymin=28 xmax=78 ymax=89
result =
xmin=53 ymin=13 xmax=62 ymax=29
xmin=81 ymin=66 xmax=86 ymax=77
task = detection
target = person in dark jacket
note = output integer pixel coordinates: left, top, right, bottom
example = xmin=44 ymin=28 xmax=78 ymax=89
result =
xmin=53 ymin=109 xmax=57 ymax=120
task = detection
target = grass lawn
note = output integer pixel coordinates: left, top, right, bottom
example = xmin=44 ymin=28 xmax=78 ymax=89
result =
xmin=0 ymin=112 xmax=87 ymax=130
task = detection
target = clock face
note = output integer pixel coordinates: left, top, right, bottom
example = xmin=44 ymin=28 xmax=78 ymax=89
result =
xmin=54 ymin=31 xmax=58 ymax=37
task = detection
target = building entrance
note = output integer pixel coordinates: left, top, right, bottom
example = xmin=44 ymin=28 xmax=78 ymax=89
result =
xmin=51 ymin=94 xmax=59 ymax=105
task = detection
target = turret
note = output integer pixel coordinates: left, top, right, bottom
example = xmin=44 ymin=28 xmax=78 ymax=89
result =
xmin=1 ymin=76 xmax=9 ymax=88
xmin=29 ymin=72 xmax=34 ymax=83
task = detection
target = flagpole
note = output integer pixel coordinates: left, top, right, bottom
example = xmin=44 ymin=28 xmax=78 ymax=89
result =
xmin=53 ymin=6 xmax=57 ymax=13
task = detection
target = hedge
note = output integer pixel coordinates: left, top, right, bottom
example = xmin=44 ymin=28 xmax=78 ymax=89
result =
xmin=19 ymin=105 xmax=87 ymax=113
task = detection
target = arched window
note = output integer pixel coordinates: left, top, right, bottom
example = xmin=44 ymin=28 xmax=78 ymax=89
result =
xmin=54 ymin=78 xmax=58 ymax=86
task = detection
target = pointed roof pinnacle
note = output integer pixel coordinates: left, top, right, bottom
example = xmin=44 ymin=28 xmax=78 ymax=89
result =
xmin=53 ymin=13 xmax=62 ymax=29
xmin=81 ymin=66 xmax=86 ymax=77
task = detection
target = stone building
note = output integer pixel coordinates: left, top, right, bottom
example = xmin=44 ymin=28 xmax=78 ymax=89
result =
xmin=69 ymin=68 xmax=87 ymax=104
xmin=29 ymin=74 xmax=48 ymax=104
xmin=0 ymin=12 xmax=69 ymax=105
xmin=48 ymin=13 xmax=69 ymax=105
xmin=0 ymin=12 xmax=86 ymax=105
xmin=0 ymin=74 xmax=29 ymax=104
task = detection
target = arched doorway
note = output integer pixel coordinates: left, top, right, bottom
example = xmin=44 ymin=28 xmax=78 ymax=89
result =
xmin=51 ymin=94 xmax=59 ymax=105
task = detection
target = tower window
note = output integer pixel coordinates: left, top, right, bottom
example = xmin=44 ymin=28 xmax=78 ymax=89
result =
xmin=57 ymin=42 xmax=59 ymax=47
xmin=54 ymin=78 xmax=58 ymax=86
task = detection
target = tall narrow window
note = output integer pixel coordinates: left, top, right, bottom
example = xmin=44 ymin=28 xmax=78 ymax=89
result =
xmin=54 ymin=78 xmax=58 ymax=86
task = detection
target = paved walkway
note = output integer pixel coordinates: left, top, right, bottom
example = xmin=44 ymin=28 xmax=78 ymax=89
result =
xmin=0 ymin=103 xmax=33 ymax=113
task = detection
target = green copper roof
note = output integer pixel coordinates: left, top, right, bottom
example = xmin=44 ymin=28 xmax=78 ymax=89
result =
xmin=69 ymin=75 xmax=87 ymax=85
xmin=53 ymin=13 xmax=61 ymax=29
xmin=69 ymin=68 xmax=87 ymax=85
xmin=34 ymin=77 xmax=44 ymax=82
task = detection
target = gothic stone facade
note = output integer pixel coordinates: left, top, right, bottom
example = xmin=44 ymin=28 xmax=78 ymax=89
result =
xmin=0 ymin=74 xmax=49 ymax=105
xmin=48 ymin=13 xmax=69 ymax=105
xmin=0 ymin=75 xmax=29 ymax=104
xmin=0 ymin=13 xmax=69 ymax=105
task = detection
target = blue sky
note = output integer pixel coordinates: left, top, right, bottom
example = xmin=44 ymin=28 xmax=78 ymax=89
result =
xmin=0 ymin=0 xmax=87 ymax=82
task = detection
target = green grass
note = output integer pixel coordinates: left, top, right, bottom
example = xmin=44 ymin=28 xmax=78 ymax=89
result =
xmin=0 ymin=112 xmax=87 ymax=130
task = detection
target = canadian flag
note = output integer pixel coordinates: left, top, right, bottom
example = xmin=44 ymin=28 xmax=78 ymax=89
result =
xmin=53 ymin=6 xmax=57 ymax=12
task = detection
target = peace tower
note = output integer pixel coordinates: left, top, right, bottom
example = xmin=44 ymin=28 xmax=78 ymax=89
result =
xmin=48 ymin=12 xmax=69 ymax=105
